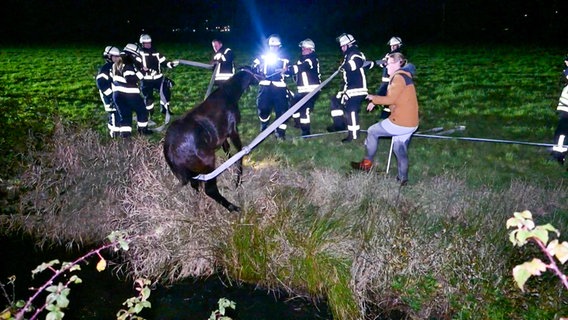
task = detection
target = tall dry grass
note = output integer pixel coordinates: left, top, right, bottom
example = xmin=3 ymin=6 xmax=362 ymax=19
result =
xmin=3 ymin=123 xmax=567 ymax=319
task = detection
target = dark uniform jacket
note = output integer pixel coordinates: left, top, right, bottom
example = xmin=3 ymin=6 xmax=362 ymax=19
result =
xmin=339 ymin=45 xmax=368 ymax=97
xmin=212 ymin=46 xmax=235 ymax=81
xmin=137 ymin=47 xmax=174 ymax=80
xmin=290 ymin=51 xmax=320 ymax=93
xmin=253 ymin=51 xmax=289 ymax=88
xmin=111 ymin=63 xmax=144 ymax=94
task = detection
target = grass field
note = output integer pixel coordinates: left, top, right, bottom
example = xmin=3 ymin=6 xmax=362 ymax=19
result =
xmin=1 ymin=43 xmax=568 ymax=319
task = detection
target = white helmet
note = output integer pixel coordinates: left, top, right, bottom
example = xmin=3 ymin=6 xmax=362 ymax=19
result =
xmin=103 ymin=46 xmax=120 ymax=58
xmin=268 ymin=34 xmax=281 ymax=47
xmin=337 ymin=33 xmax=356 ymax=46
xmin=139 ymin=34 xmax=152 ymax=44
xmin=298 ymin=38 xmax=315 ymax=50
xmin=388 ymin=36 xmax=402 ymax=46
xmin=123 ymin=43 xmax=140 ymax=57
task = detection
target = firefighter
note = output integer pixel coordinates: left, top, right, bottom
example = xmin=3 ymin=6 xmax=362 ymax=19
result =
xmin=551 ymin=55 xmax=568 ymax=165
xmin=327 ymin=33 xmax=369 ymax=143
xmin=370 ymin=36 xmax=404 ymax=119
xmin=352 ymin=53 xmax=419 ymax=185
xmin=137 ymin=34 xmax=179 ymax=120
xmin=211 ymin=38 xmax=235 ymax=85
xmin=111 ymin=43 xmax=152 ymax=137
xmin=286 ymin=38 xmax=321 ymax=136
xmin=252 ymin=34 xmax=290 ymax=140
xmin=96 ymin=46 xmax=121 ymax=138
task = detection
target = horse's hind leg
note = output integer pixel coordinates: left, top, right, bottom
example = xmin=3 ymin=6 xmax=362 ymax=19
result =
xmin=229 ymin=132 xmax=243 ymax=187
xmin=204 ymin=178 xmax=240 ymax=212
xmin=222 ymin=140 xmax=231 ymax=156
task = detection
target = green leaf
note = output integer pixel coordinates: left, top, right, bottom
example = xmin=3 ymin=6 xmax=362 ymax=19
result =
xmin=46 ymin=310 xmax=64 ymax=320
xmin=513 ymin=258 xmax=547 ymax=291
xmin=56 ymin=294 xmax=70 ymax=308
xmin=509 ymin=230 xmax=519 ymax=245
xmin=512 ymin=264 xmax=531 ymax=291
xmin=69 ymin=275 xmax=83 ymax=284
xmin=141 ymin=287 xmax=151 ymax=300
xmin=506 ymin=217 xmax=523 ymax=229
xmin=46 ymin=285 xmax=59 ymax=293
xmin=69 ymin=264 xmax=81 ymax=272
xmin=516 ymin=210 xmax=533 ymax=220
xmin=548 ymin=240 xmax=568 ymax=264
xmin=515 ymin=229 xmax=531 ymax=245
xmin=32 ymin=260 xmax=60 ymax=276
xmin=530 ymin=228 xmax=549 ymax=245
xmin=539 ymin=223 xmax=560 ymax=236
xmin=118 ymin=239 xmax=130 ymax=251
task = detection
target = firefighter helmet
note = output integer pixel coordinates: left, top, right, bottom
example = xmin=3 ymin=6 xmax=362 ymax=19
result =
xmin=337 ymin=33 xmax=356 ymax=46
xmin=268 ymin=34 xmax=281 ymax=47
xmin=139 ymin=34 xmax=152 ymax=44
xmin=388 ymin=36 xmax=402 ymax=46
xmin=103 ymin=46 xmax=120 ymax=59
xmin=123 ymin=43 xmax=140 ymax=57
xmin=298 ymin=38 xmax=315 ymax=50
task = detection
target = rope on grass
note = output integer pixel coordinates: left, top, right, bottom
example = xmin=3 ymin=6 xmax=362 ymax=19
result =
xmin=301 ymin=125 xmax=556 ymax=148
xmin=413 ymin=134 xmax=556 ymax=148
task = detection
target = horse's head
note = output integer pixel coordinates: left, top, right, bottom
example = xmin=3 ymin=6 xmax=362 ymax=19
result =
xmin=237 ymin=66 xmax=264 ymax=86
xmin=219 ymin=66 xmax=263 ymax=102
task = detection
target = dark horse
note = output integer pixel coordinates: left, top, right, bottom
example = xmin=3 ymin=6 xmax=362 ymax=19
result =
xmin=163 ymin=68 xmax=261 ymax=212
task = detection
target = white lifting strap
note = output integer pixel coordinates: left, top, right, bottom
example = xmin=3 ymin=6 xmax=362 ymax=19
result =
xmin=193 ymin=68 xmax=341 ymax=181
xmin=153 ymin=78 xmax=171 ymax=133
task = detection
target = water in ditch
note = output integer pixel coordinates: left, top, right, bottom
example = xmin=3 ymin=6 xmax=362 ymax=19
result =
xmin=0 ymin=234 xmax=331 ymax=319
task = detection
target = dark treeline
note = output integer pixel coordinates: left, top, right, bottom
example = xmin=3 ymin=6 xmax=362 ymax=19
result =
xmin=0 ymin=0 xmax=566 ymax=46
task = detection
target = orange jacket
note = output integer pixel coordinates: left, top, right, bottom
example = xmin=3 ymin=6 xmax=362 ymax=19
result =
xmin=369 ymin=69 xmax=419 ymax=127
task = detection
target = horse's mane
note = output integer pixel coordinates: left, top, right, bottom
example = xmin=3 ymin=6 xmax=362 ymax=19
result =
xmin=219 ymin=68 xmax=258 ymax=102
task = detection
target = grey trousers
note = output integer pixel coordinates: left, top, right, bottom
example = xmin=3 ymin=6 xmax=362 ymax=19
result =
xmin=365 ymin=119 xmax=417 ymax=181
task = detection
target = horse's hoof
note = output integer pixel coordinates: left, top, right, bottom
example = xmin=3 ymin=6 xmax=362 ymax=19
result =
xmin=228 ymin=204 xmax=241 ymax=212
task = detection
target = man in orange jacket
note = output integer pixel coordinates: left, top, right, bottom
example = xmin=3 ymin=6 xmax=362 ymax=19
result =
xmin=351 ymin=52 xmax=419 ymax=185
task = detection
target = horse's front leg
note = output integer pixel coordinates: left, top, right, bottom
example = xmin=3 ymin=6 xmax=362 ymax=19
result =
xmin=229 ymin=132 xmax=243 ymax=187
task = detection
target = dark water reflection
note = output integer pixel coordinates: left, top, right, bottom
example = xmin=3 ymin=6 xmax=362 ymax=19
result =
xmin=1 ymin=234 xmax=331 ymax=319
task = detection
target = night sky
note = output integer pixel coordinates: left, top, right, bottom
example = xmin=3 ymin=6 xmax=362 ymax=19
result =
xmin=0 ymin=0 xmax=566 ymax=46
